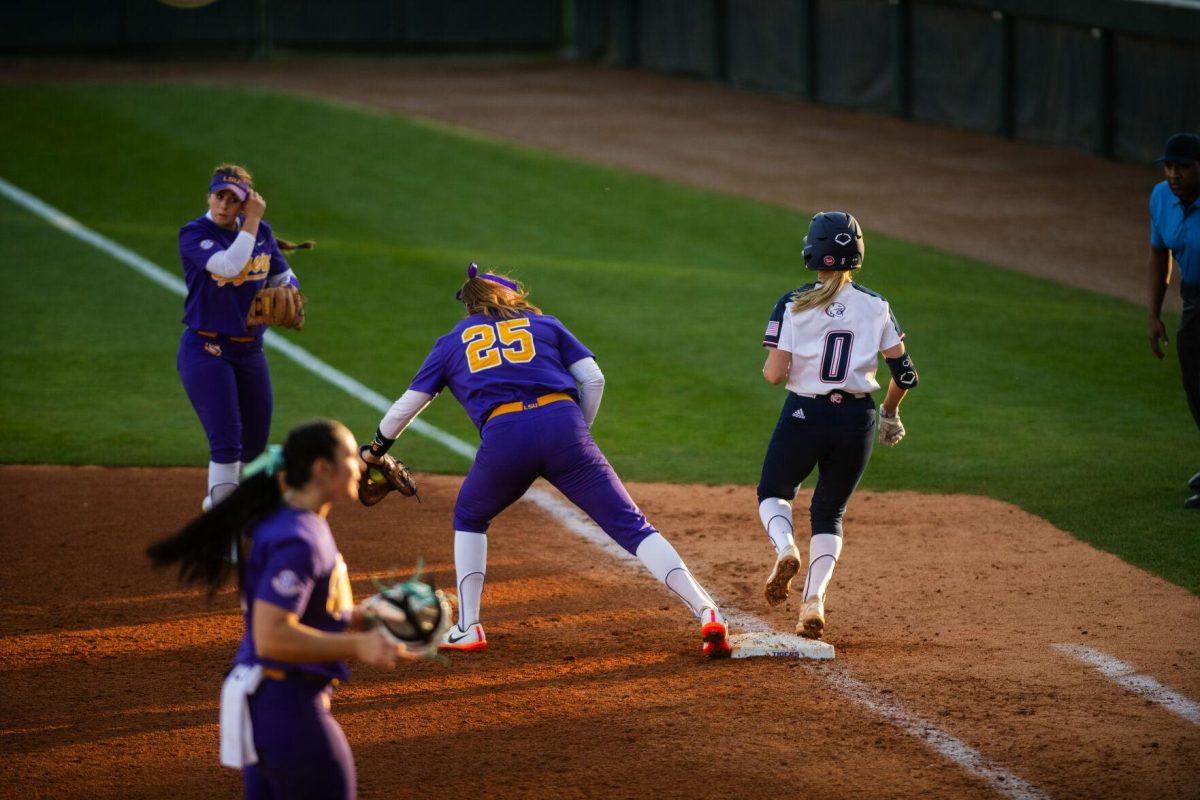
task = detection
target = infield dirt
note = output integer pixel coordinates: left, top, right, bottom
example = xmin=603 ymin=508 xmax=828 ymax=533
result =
xmin=1 ymin=466 xmax=1197 ymax=799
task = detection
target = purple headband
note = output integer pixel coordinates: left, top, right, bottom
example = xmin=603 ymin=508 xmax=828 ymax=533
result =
xmin=456 ymin=262 xmax=519 ymax=300
xmin=209 ymin=175 xmax=250 ymax=201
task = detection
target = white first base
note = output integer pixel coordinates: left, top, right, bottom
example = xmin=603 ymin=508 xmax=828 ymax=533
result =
xmin=729 ymin=631 xmax=835 ymax=660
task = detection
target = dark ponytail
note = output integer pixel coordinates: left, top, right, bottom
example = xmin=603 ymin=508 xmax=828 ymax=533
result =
xmin=147 ymin=420 xmax=346 ymax=597
xmin=208 ymin=164 xmax=315 ymax=253
xmin=276 ymin=237 xmax=315 ymax=253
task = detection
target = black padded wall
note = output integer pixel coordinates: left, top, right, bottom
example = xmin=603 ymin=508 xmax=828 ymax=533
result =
xmin=1114 ymin=34 xmax=1200 ymax=164
xmin=815 ymin=0 xmax=899 ymax=112
xmin=636 ymin=0 xmax=722 ymax=78
xmin=1013 ymin=19 xmax=1105 ymax=153
xmin=272 ymin=0 xmax=398 ymax=46
xmin=910 ymin=3 xmax=1004 ymax=133
xmin=726 ymin=0 xmax=810 ymax=94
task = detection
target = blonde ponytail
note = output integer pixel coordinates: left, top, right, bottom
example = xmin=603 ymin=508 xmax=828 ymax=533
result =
xmin=459 ymin=272 xmax=541 ymax=319
xmin=789 ymin=271 xmax=853 ymax=314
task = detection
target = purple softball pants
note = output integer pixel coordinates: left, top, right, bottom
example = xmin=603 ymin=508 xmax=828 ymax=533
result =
xmin=177 ymin=329 xmax=273 ymax=464
xmin=243 ymin=677 xmax=355 ymax=800
xmin=453 ymin=400 xmax=656 ymax=554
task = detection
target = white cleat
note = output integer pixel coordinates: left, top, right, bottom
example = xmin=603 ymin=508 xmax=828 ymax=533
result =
xmin=700 ymin=607 xmax=732 ymax=658
xmin=764 ymin=544 xmax=801 ymax=607
xmin=439 ymin=622 xmax=487 ymax=652
xmin=797 ymin=596 xmax=825 ymax=640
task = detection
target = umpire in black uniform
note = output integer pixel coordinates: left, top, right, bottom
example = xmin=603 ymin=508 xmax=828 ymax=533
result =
xmin=1146 ymin=133 xmax=1200 ymax=509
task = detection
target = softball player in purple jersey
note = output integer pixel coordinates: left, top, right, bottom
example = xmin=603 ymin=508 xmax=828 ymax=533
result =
xmin=757 ymin=213 xmax=918 ymax=640
xmin=148 ymin=419 xmax=413 ymax=800
xmin=362 ymin=264 xmax=732 ymax=657
xmin=177 ymin=164 xmax=304 ymax=511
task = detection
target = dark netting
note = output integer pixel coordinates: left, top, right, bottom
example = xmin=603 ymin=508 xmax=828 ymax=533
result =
xmin=606 ymin=0 xmax=639 ymax=66
xmin=815 ymin=0 xmax=898 ymax=111
xmin=123 ymin=0 xmax=256 ymax=47
xmin=572 ymin=0 xmax=611 ymax=59
xmin=910 ymin=3 xmax=1003 ymax=134
xmin=636 ymin=0 xmax=721 ymax=77
xmin=3 ymin=0 xmax=123 ymax=50
xmin=726 ymin=0 xmax=808 ymax=94
xmin=1114 ymin=33 xmax=1200 ymax=164
xmin=401 ymin=0 xmax=562 ymax=47
xmin=273 ymin=0 xmax=399 ymax=46
xmin=1014 ymin=20 xmax=1105 ymax=154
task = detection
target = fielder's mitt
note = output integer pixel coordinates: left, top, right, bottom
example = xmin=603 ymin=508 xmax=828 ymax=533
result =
xmin=360 ymin=566 xmax=452 ymax=656
xmin=246 ymin=286 xmax=305 ymax=330
xmin=358 ymin=446 xmax=418 ymax=506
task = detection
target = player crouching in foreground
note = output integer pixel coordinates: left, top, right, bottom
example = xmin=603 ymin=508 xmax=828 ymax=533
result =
xmin=361 ymin=263 xmax=732 ymax=657
xmin=756 ymin=213 xmax=918 ymax=640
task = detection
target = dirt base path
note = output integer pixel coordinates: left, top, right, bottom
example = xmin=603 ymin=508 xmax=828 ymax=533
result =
xmin=1 ymin=467 xmax=1197 ymax=799
xmin=1 ymin=56 xmax=1178 ymax=312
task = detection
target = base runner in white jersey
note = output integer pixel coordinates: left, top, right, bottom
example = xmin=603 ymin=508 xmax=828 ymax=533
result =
xmin=756 ymin=212 xmax=919 ymax=640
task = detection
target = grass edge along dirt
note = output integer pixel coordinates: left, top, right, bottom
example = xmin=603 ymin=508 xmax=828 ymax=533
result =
xmin=0 ymin=82 xmax=1194 ymax=593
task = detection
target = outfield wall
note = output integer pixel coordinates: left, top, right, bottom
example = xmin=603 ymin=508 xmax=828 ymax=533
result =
xmin=2 ymin=0 xmax=563 ymax=55
xmin=573 ymin=0 xmax=1200 ymax=164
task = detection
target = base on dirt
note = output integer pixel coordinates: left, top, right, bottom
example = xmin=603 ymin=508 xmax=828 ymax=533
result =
xmin=729 ymin=632 xmax=835 ymax=660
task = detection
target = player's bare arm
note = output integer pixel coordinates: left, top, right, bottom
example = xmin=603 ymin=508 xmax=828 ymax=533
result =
xmin=762 ymin=348 xmax=790 ymax=384
xmin=1147 ymin=245 xmax=1171 ymax=359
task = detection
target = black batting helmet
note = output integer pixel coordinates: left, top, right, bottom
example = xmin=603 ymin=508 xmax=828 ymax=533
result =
xmin=803 ymin=211 xmax=864 ymax=271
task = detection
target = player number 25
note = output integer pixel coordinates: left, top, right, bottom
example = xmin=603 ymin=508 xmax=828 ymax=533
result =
xmin=462 ymin=319 xmax=536 ymax=373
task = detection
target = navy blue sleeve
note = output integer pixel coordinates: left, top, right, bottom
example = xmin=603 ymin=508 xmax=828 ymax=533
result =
xmin=762 ymin=291 xmax=793 ymax=348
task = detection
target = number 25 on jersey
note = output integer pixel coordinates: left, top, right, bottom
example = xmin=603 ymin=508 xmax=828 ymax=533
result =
xmin=462 ymin=319 xmax=536 ymax=373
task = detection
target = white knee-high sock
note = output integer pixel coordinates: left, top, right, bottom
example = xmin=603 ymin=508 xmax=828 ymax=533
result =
xmin=207 ymin=461 xmax=240 ymax=509
xmin=758 ymin=498 xmax=796 ymax=555
xmin=454 ymin=530 xmax=487 ymax=629
xmin=802 ymin=533 xmax=842 ymax=601
xmin=635 ymin=533 xmax=716 ymax=618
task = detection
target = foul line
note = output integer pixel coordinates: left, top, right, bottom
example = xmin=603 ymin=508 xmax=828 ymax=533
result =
xmin=0 ymin=176 xmax=1046 ymax=800
xmin=1053 ymin=644 xmax=1200 ymax=727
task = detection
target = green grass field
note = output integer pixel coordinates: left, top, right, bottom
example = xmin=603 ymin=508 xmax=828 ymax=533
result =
xmin=1 ymin=83 xmax=1196 ymax=592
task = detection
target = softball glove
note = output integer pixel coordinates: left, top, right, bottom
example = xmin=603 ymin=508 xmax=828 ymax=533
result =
xmin=358 ymin=446 xmax=418 ymax=506
xmin=246 ymin=285 xmax=305 ymax=330
xmin=360 ymin=569 xmax=452 ymax=656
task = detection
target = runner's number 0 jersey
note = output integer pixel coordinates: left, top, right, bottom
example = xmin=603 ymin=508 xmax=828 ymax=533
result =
xmin=762 ymin=282 xmax=905 ymax=396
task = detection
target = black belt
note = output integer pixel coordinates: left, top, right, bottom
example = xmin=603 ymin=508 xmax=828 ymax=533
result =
xmin=795 ymin=390 xmax=868 ymax=403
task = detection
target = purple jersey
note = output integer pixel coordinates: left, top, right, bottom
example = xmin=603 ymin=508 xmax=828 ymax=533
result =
xmin=233 ymin=507 xmax=352 ymax=681
xmin=410 ymin=313 xmax=594 ymax=429
xmin=179 ymin=214 xmax=294 ymax=338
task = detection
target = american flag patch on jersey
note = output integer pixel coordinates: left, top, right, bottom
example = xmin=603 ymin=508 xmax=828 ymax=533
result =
xmin=764 ymin=321 xmax=780 ymax=337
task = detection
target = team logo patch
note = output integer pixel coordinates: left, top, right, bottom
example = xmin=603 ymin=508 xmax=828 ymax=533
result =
xmin=829 ymin=393 xmax=843 ymax=404
xmin=834 ymin=233 xmax=853 ymax=246
xmin=823 ymin=255 xmax=835 ymax=266
xmin=203 ymin=342 xmax=222 ymax=357
xmin=271 ymin=569 xmax=304 ymax=598
xmin=825 ymin=302 xmax=846 ymax=318
xmin=200 ymin=239 xmax=214 ymax=250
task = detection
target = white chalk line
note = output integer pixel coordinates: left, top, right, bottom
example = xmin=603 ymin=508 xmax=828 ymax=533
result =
xmin=1 ymin=176 xmax=1046 ymax=800
xmin=1053 ymin=643 xmax=1200 ymax=727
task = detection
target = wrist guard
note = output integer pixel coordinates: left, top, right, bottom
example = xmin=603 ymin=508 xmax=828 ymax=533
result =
xmin=368 ymin=428 xmax=396 ymax=459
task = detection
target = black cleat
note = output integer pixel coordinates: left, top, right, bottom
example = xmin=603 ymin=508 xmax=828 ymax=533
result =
xmin=1189 ymin=472 xmax=1200 ymax=494
xmin=1186 ymin=495 xmax=1200 ymax=510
